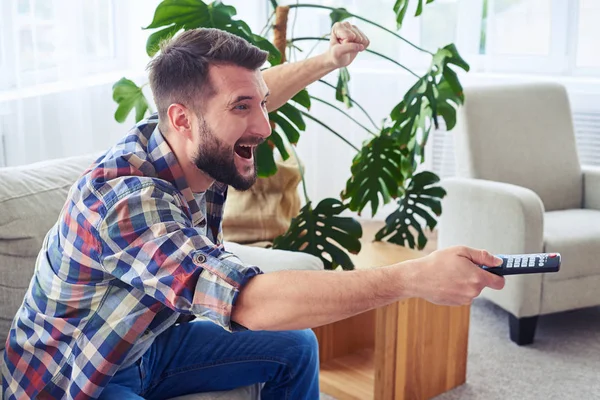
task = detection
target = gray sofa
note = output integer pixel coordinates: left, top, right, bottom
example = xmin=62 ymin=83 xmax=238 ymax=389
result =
xmin=0 ymin=154 xmax=324 ymax=399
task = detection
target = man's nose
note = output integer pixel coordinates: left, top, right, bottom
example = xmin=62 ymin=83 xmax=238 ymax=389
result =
xmin=253 ymin=108 xmax=272 ymax=139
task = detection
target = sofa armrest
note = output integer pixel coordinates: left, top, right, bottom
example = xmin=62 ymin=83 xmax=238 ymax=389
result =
xmin=437 ymin=178 xmax=545 ymax=318
xmin=223 ymin=241 xmax=324 ymax=273
xmin=438 ymin=178 xmax=545 ymax=253
xmin=583 ymin=166 xmax=600 ymax=210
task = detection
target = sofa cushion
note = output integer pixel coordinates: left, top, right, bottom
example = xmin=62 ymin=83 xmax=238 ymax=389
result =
xmin=0 ymin=154 xmax=98 ymax=350
xmin=224 ymin=241 xmax=323 ymax=273
xmin=167 ymin=384 xmax=261 ymax=400
xmin=544 ymin=209 xmax=600 ymax=281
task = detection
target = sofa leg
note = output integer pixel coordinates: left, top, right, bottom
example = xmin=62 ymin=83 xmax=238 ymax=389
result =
xmin=509 ymin=314 xmax=538 ymax=345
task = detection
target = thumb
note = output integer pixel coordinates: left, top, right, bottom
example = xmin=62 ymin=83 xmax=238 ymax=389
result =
xmin=460 ymin=247 xmax=503 ymax=267
xmin=332 ymin=42 xmax=365 ymax=57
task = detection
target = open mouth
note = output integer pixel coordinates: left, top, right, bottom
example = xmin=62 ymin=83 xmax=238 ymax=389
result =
xmin=234 ymin=143 xmax=254 ymax=159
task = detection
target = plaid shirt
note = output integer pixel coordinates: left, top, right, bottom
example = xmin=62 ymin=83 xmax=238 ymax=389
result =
xmin=2 ymin=114 xmax=262 ymax=399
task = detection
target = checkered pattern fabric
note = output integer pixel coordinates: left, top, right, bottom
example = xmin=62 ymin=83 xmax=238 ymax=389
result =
xmin=1 ymin=114 xmax=261 ymax=399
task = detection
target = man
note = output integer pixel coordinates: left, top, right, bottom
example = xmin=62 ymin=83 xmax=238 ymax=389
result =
xmin=2 ymin=24 xmax=505 ymax=399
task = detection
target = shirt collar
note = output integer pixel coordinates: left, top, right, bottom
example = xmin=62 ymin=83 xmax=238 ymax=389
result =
xmin=145 ymin=119 xmax=226 ymax=226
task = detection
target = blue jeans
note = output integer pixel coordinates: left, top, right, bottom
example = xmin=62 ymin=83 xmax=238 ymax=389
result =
xmin=98 ymin=320 xmax=320 ymax=400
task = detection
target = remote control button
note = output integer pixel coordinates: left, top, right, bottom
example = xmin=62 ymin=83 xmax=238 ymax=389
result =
xmin=549 ymin=253 xmax=557 ymax=258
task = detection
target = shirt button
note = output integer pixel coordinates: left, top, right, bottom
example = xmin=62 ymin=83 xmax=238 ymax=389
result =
xmin=193 ymin=253 xmax=207 ymax=264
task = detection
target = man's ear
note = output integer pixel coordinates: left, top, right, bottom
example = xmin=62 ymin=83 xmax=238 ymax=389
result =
xmin=166 ymin=103 xmax=194 ymax=139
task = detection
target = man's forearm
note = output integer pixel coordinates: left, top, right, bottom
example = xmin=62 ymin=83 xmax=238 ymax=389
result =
xmin=231 ymin=263 xmax=415 ymax=331
xmin=231 ymin=245 xmax=508 ymax=331
xmin=263 ymin=53 xmax=336 ymax=112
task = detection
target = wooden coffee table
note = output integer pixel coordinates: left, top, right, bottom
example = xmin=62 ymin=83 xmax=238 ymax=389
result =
xmin=312 ymin=223 xmax=470 ymax=400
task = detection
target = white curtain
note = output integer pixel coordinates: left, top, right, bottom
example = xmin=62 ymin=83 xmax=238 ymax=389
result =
xmin=0 ymin=0 xmax=268 ymax=168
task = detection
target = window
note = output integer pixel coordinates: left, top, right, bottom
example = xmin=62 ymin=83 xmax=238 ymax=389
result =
xmin=2 ymin=0 xmax=122 ymax=90
xmin=484 ymin=0 xmax=552 ymax=56
xmin=81 ymin=0 xmax=115 ymax=62
xmin=576 ymin=0 xmax=600 ymax=69
xmin=0 ymin=0 xmax=161 ymax=167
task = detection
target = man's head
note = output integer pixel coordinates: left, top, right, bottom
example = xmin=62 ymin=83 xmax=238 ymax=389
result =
xmin=147 ymin=28 xmax=271 ymax=191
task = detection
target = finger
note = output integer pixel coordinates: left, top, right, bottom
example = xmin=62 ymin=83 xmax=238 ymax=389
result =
xmin=486 ymin=274 xmax=506 ymax=290
xmin=334 ymin=22 xmax=358 ymax=43
xmin=350 ymin=26 xmax=366 ymax=46
xmin=332 ymin=42 xmax=365 ymax=58
xmin=352 ymin=25 xmax=370 ymax=47
xmin=459 ymin=246 xmax=503 ymax=266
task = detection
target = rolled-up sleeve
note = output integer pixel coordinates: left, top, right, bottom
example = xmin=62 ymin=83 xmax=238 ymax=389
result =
xmin=96 ymin=181 xmax=261 ymax=331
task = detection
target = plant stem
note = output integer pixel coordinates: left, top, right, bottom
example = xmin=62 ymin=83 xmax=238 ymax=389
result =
xmin=290 ymin=37 xmax=420 ymax=78
xmin=318 ymin=79 xmax=380 ymax=131
xmin=310 ymin=95 xmax=377 ymax=137
xmin=305 ymin=34 xmax=331 ymax=58
xmin=288 ymin=3 xmax=433 ymax=55
xmin=365 ymin=49 xmax=421 ymax=78
xmin=140 ymin=83 xmax=155 ymax=114
xmin=300 ymin=111 xmax=360 ymax=152
xmin=291 ymin=0 xmax=300 ymax=62
xmin=260 ymin=11 xmax=275 ymax=37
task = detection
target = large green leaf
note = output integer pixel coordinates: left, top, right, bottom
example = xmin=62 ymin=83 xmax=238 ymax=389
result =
xmin=389 ymin=43 xmax=469 ymax=158
xmin=112 ymin=78 xmax=150 ymax=123
xmin=269 ymin=112 xmax=301 ymax=144
xmin=143 ymin=0 xmax=281 ymax=64
xmin=145 ymin=0 xmax=209 ymax=30
xmin=341 ymin=131 xmax=405 ymax=216
xmin=416 ymin=0 xmax=436 ymax=16
xmin=278 ymin=103 xmax=306 ymax=131
xmin=375 ymin=171 xmax=446 ymax=249
xmin=330 ymin=7 xmax=352 ymax=25
xmin=432 ymin=43 xmax=470 ymax=73
xmin=394 ymin=0 xmax=436 ymax=28
xmin=335 ymin=67 xmax=352 ymax=108
xmin=144 ymin=0 xmax=210 ymax=56
xmin=291 ymin=89 xmax=311 ymax=110
xmin=393 ymin=0 xmax=410 ymax=29
xmin=272 ymin=198 xmax=363 ymax=270
xmin=255 ymin=140 xmax=277 ymax=177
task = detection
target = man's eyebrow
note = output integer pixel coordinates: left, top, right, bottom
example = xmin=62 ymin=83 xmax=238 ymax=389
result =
xmin=230 ymin=92 xmax=270 ymax=105
xmin=231 ymin=96 xmax=254 ymax=104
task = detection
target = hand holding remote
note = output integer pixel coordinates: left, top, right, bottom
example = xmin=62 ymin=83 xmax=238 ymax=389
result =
xmin=406 ymin=246 xmax=505 ymax=306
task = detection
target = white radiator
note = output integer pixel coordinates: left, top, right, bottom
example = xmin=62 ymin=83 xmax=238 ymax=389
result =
xmin=573 ymin=111 xmax=600 ymax=167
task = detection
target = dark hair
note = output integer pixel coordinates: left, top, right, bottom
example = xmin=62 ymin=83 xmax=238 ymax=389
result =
xmin=147 ymin=28 xmax=268 ymax=124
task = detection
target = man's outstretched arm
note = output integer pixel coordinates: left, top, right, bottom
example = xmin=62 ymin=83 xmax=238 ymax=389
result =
xmin=232 ymin=246 xmax=505 ymax=331
xmin=263 ymin=21 xmax=370 ymax=112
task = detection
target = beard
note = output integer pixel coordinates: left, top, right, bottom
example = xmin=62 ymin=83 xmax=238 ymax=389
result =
xmin=192 ymin=118 xmax=259 ymax=191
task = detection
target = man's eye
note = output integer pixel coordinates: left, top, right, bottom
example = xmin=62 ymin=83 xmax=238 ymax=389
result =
xmin=234 ymin=104 xmax=248 ymax=110
xmin=261 ymin=100 xmax=268 ymax=108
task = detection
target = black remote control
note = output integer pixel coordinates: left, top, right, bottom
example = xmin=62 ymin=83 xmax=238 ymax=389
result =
xmin=480 ymin=253 xmax=561 ymax=276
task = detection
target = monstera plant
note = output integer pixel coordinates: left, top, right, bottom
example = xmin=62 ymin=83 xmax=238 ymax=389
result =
xmin=112 ymin=0 xmax=469 ymax=271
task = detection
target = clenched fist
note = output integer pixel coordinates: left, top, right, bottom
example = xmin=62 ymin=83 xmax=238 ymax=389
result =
xmin=326 ymin=21 xmax=370 ymax=68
